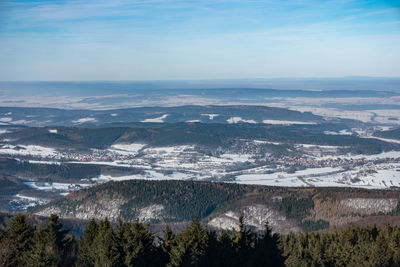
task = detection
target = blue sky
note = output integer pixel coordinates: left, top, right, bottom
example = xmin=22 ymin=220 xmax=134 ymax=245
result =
xmin=0 ymin=0 xmax=399 ymax=80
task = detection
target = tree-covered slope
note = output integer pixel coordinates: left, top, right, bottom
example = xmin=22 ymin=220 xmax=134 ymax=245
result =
xmin=31 ymin=180 xmax=400 ymax=233
xmin=32 ymin=180 xmax=250 ymax=222
xmin=4 ymin=123 xmax=398 ymax=153
xmin=375 ymin=127 xmax=400 ymax=140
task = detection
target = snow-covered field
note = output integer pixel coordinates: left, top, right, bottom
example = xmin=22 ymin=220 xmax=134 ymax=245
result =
xmin=2 ymin=136 xmax=400 ymax=195
xmin=92 ymin=170 xmax=190 ymax=183
xmin=108 ymin=143 xmax=146 ymax=155
xmin=262 ymin=120 xmax=316 ymax=125
xmin=0 ymin=144 xmax=57 ymax=157
xmin=24 ymin=181 xmax=91 ymax=192
xmin=236 ymin=167 xmax=342 ymax=187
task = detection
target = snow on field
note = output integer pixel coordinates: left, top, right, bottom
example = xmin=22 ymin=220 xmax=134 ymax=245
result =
xmin=14 ymin=194 xmax=45 ymax=203
xmin=262 ymin=120 xmax=316 ymax=125
xmin=324 ymin=130 xmax=353 ymax=135
xmin=12 ymin=194 xmax=49 ymax=209
xmin=236 ymin=173 xmax=306 ymax=187
xmin=24 ymin=182 xmax=90 ymax=192
xmin=13 ymin=120 xmax=31 ymax=124
xmin=296 ymin=144 xmax=341 ymax=149
xmin=201 ymin=114 xmax=219 ymax=120
xmin=143 ymin=145 xmax=195 ymax=154
xmin=0 ymin=117 xmax=12 ymax=122
xmin=141 ymin=114 xmax=169 ymax=123
xmin=220 ymin=153 xmax=254 ymax=163
xmin=108 ymin=143 xmax=146 ymax=155
xmin=319 ymin=151 xmax=400 ymax=160
xmin=370 ymin=109 xmax=400 ymax=124
xmin=227 ymin=117 xmax=256 ymax=124
xmin=67 ymin=160 xmax=152 ymax=169
xmin=48 ymin=129 xmax=58 ymax=134
xmin=72 ymin=117 xmax=97 ymax=124
xmin=28 ymin=160 xmax=61 ymax=165
xmin=92 ymin=170 xmax=190 ymax=182
xmin=269 ymin=162 xmax=400 ymax=189
xmin=0 ymin=144 xmax=57 ymax=157
xmin=235 ymin=164 xmax=400 ymax=189
xmin=253 ymin=140 xmax=282 ymax=145
xmin=236 ymin=167 xmax=342 ymax=187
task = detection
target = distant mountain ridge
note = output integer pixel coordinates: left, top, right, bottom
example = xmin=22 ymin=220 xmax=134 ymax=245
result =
xmin=2 ymin=123 xmax=395 ymax=153
xmin=0 ymin=105 xmax=324 ymax=127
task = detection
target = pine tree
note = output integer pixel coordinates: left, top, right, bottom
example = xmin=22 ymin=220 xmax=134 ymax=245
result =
xmin=214 ymin=230 xmax=234 ymax=267
xmin=231 ymin=215 xmax=255 ymax=267
xmin=92 ymin=218 xmax=123 ymax=267
xmin=123 ymin=219 xmax=159 ymax=267
xmin=77 ymin=218 xmax=98 ymax=267
xmin=252 ymin=222 xmax=285 ymax=267
xmin=0 ymin=214 xmax=33 ymax=266
xmin=160 ymin=225 xmax=176 ymax=265
xmin=26 ymin=214 xmax=70 ymax=267
xmin=168 ymin=216 xmax=210 ymax=267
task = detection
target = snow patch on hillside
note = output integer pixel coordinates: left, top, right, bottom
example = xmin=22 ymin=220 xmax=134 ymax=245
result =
xmin=208 ymin=204 xmax=294 ymax=233
xmin=138 ymin=205 xmax=164 ymax=221
xmin=227 ymin=117 xmax=256 ymax=124
xmin=141 ymin=114 xmax=168 ymax=123
xmin=36 ymin=198 xmax=127 ymax=221
xmin=72 ymin=117 xmax=97 ymax=124
xmin=341 ymin=198 xmax=398 ymax=214
xmin=201 ymin=114 xmax=219 ymax=120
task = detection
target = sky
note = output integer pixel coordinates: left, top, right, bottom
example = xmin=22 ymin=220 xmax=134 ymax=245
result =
xmin=0 ymin=0 xmax=399 ymax=81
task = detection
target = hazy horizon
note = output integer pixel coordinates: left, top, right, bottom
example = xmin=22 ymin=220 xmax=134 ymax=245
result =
xmin=1 ymin=1 xmax=399 ymax=80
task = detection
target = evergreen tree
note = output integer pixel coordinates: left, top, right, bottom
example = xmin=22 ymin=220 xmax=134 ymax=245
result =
xmin=123 ymin=219 xmax=159 ymax=267
xmin=160 ymin=225 xmax=176 ymax=265
xmin=252 ymin=223 xmax=285 ymax=267
xmin=92 ymin=218 xmax=123 ymax=267
xmin=0 ymin=214 xmax=33 ymax=266
xmin=26 ymin=214 xmax=70 ymax=267
xmin=77 ymin=218 xmax=98 ymax=267
xmin=231 ymin=215 xmax=255 ymax=267
xmin=168 ymin=216 xmax=210 ymax=267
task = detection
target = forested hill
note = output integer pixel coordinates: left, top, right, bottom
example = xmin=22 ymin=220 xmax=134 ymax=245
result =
xmin=3 ymin=123 xmax=397 ymax=154
xmin=376 ymin=127 xmax=400 ymax=140
xmin=0 ymin=105 xmax=324 ymax=127
xmin=32 ymin=179 xmax=400 ymax=233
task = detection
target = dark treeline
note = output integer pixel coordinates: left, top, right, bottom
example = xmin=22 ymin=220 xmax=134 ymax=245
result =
xmin=0 ymin=214 xmax=283 ymax=267
xmin=2 ymin=214 xmax=400 ymax=266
